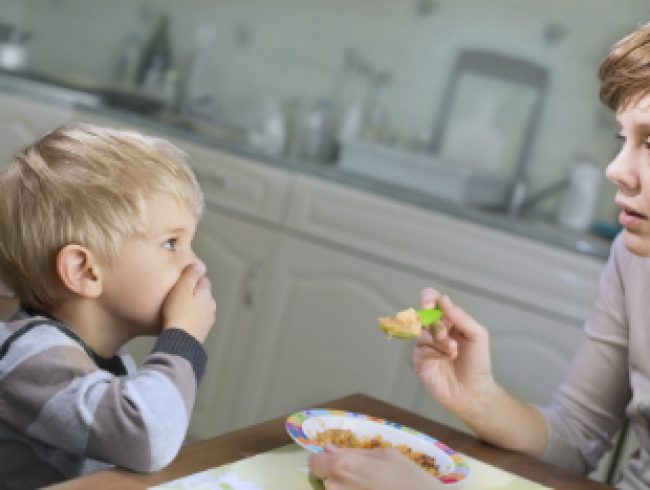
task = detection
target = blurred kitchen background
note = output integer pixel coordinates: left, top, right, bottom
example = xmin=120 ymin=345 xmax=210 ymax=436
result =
xmin=0 ymin=0 xmax=644 ymax=238
xmin=1 ymin=0 xmax=647 ymax=483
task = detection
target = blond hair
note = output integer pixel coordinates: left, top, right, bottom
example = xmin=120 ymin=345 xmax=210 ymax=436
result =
xmin=600 ymin=22 xmax=650 ymax=111
xmin=0 ymin=122 xmax=203 ymax=312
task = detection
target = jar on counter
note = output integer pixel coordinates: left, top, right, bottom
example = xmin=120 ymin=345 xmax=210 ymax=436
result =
xmin=294 ymin=99 xmax=338 ymax=164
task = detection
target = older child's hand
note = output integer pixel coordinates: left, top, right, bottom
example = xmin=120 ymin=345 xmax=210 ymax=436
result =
xmin=308 ymin=445 xmax=441 ymax=490
xmin=162 ymin=262 xmax=216 ymax=343
xmin=413 ymin=288 xmax=496 ymax=418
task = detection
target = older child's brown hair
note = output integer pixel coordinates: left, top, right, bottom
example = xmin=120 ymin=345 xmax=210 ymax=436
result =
xmin=600 ymin=22 xmax=650 ymax=111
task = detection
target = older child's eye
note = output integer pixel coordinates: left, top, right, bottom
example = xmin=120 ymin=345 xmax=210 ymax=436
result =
xmin=164 ymin=238 xmax=177 ymax=251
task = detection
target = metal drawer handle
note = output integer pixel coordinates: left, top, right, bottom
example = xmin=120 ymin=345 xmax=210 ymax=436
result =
xmin=243 ymin=260 xmax=263 ymax=307
xmin=193 ymin=169 xmax=234 ymax=190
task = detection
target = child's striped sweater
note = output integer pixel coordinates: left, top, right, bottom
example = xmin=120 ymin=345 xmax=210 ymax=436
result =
xmin=0 ymin=310 xmax=207 ymax=488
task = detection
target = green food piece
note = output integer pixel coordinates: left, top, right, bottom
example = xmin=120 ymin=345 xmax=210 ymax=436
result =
xmin=417 ymin=308 xmax=443 ymax=326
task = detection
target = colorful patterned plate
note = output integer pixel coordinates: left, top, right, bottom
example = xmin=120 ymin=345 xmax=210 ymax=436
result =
xmin=285 ymin=408 xmax=470 ymax=484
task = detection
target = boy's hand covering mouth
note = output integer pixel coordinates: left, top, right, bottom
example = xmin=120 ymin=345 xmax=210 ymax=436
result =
xmin=162 ymin=263 xmax=216 ymax=343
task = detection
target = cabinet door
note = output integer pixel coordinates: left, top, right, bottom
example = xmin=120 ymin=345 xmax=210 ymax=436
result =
xmin=172 ymin=138 xmax=292 ymax=224
xmin=233 ymin=235 xmax=442 ymax=430
xmin=188 ymin=209 xmax=280 ymax=440
xmin=287 ymin=174 xmax=603 ymax=325
xmin=454 ymin=288 xmax=583 ymax=405
xmin=0 ymin=93 xmax=72 ymax=169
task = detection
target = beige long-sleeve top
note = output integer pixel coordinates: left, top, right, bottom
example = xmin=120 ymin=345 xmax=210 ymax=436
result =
xmin=539 ymin=233 xmax=650 ymax=488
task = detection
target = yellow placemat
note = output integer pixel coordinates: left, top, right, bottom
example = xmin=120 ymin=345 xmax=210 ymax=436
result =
xmin=151 ymin=444 xmax=550 ymax=490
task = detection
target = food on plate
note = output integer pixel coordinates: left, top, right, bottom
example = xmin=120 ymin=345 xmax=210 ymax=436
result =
xmin=378 ymin=308 xmax=422 ymax=339
xmin=314 ymin=428 xmax=439 ymax=476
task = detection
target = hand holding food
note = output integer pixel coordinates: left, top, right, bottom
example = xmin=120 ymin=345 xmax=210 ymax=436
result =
xmin=413 ymin=288 xmax=495 ymax=418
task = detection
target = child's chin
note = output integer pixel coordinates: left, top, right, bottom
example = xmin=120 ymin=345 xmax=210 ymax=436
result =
xmin=623 ymin=229 xmax=650 ymax=257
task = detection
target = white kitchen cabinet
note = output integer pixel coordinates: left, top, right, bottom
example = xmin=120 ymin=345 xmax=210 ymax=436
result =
xmin=0 ymin=92 xmax=73 ymax=169
xmin=187 ymin=207 xmax=281 ymax=440
xmin=74 ymin=109 xmax=293 ymax=223
xmin=455 ymin=288 xmax=584 ymax=406
xmin=175 ymin=138 xmax=292 ymax=224
xmin=232 ymin=233 xmax=440 ymax=430
xmin=285 ymin=174 xmax=603 ymax=325
xmin=163 ymin=139 xmax=297 ymax=438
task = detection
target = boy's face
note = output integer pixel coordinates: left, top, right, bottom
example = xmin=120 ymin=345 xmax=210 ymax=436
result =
xmin=607 ymin=94 xmax=650 ymax=256
xmin=99 ymin=194 xmax=203 ymax=335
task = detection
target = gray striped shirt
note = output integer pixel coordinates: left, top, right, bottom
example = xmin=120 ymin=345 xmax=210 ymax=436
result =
xmin=0 ymin=311 xmax=206 ymax=489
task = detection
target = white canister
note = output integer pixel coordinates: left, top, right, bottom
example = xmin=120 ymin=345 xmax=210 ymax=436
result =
xmin=0 ymin=41 xmax=28 ymax=71
xmin=557 ymin=159 xmax=602 ymax=231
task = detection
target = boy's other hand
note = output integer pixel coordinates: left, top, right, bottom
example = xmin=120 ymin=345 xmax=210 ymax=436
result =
xmin=162 ymin=263 xmax=216 ymax=343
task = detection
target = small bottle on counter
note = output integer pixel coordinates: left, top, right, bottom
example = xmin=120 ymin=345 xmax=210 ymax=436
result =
xmin=557 ymin=156 xmax=602 ymax=231
xmin=135 ymin=13 xmax=173 ymax=97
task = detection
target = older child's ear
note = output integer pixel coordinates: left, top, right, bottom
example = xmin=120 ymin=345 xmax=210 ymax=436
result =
xmin=56 ymin=244 xmax=102 ymax=298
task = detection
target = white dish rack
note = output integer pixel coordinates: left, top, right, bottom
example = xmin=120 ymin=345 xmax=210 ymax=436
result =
xmin=338 ymin=138 xmax=512 ymax=208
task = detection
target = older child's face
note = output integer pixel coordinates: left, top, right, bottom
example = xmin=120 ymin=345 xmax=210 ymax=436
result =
xmin=607 ymin=94 xmax=650 ymax=256
xmin=99 ymin=195 xmax=203 ymax=335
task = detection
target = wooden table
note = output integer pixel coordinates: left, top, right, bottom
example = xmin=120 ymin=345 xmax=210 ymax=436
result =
xmin=49 ymin=393 xmax=613 ymax=490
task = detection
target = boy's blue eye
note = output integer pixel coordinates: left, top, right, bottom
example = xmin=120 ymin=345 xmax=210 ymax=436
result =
xmin=164 ymin=238 xmax=177 ymax=251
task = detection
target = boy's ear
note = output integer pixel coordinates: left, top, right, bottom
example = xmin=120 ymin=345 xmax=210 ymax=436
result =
xmin=56 ymin=244 xmax=103 ymax=298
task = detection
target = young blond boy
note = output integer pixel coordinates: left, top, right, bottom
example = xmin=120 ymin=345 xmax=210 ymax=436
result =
xmin=0 ymin=123 xmax=216 ymax=488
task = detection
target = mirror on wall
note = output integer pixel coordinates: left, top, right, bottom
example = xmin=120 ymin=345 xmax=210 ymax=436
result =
xmin=431 ymin=50 xmax=547 ymax=181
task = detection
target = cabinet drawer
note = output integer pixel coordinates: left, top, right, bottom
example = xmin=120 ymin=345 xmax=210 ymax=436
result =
xmin=286 ymin=174 xmax=604 ymax=324
xmin=0 ymin=92 xmax=73 ymax=169
xmin=173 ymin=139 xmax=293 ymax=224
xmin=79 ymin=108 xmax=291 ymax=222
xmin=75 ymin=108 xmax=293 ymax=225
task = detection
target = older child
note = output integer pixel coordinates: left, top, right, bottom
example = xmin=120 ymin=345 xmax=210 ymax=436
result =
xmin=0 ymin=123 xmax=216 ymax=488
xmin=310 ymin=21 xmax=650 ymax=490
